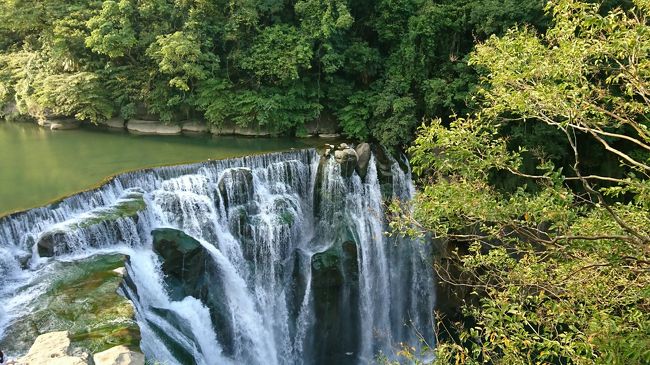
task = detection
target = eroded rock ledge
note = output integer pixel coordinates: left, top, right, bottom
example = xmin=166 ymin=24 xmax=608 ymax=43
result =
xmin=1 ymin=254 xmax=143 ymax=365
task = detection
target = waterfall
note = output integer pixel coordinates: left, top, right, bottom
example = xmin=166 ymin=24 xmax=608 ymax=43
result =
xmin=0 ymin=148 xmax=435 ymax=364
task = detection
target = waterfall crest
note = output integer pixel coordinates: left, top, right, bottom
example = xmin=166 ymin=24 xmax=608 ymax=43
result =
xmin=0 ymin=148 xmax=435 ymax=364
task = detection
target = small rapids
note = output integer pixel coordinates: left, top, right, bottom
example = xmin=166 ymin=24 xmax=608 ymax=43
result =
xmin=0 ymin=148 xmax=435 ymax=364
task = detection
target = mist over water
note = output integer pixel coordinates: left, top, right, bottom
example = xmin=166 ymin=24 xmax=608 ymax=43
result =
xmin=0 ymin=149 xmax=435 ymax=364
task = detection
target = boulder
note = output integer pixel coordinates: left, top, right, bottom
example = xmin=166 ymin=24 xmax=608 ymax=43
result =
xmin=98 ymin=118 xmax=125 ymax=129
xmin=126 ymin=120 xmax=181 ymax=135
xmin=38 ymin=118 xmax=80 ymax=130
xmin=334 ymin=147 xmax=358 ymax=178
xmin=181 ymin=121 xmax=208 ymax=134
xmin=36 ymin=193 xmax=145 ymax=257
xmin=312 ymin=241 xmax=360 ymax=365
xmin=217 ymin=168 xmax=254 ymax=210
xmin=371 ymin=144 xmax=395 ymax=198
xmin=16 ymin=331 xmax=88 ymax=365
xmin=152 ymin=228 xmax=234 ymax=355
xmin=93 ymin=345 xmax=144 ymax=365
xmin=37 ymin=229 xmax=63 ymax=257
xmin=355 ymin=143 xmax=371 ymax=180
xmin=152 ymin=228 xmax=205 ymax=292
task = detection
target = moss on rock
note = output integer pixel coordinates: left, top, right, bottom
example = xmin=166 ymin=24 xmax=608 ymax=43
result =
xmin=0 ymin=254 xmax=140 ymax=356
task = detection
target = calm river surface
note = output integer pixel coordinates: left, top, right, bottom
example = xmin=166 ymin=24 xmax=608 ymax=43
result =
xmin=0 ymin=121 xmax=328 ymax=216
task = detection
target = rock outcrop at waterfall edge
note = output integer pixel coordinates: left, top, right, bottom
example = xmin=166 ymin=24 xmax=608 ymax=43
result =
xmin=37 ymin=191 xmax=145 ymax=257
xmin=16 ymin=331 xmax=144 ymax=365
xmin=311 ymin=240 xmax=360 ymax=365
xmin=2 ymin=254 xmax=143 ymax=364
xmin=151 ymin=228 xmax=235 ymax=356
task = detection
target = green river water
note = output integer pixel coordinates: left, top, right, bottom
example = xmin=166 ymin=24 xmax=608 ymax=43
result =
xmin=0 ymin=121 xmax=328 ymax=216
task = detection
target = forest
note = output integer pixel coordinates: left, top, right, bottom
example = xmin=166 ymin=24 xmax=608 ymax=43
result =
xmin=1 ymin=0 xmax=649 ymax=364
xmin=0 ymin=0 xmax=546 ymax=148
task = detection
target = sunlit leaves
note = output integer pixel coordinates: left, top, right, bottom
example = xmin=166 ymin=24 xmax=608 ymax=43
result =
xmin=401 ymin=1 xmax=650 ymax=363
xmin=86 ymin=0 xmax=137 ymax=58
xmin=147 ymin=31 xmax=218 ymax=92
xmin=240 ymin=25 xmax=312 ymax=81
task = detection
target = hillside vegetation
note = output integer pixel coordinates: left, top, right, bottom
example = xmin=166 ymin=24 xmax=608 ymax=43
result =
xmin=393 ymin=0 xmax=650 ymax=363
xmin=0 ymin=0 xmax=544 ymax=147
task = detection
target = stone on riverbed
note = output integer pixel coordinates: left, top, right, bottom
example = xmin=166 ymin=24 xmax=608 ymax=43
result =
xmin=16 ymin=331 xmax=88 ymax=365
xmin=126 ymin=120 xmax=181 ymax=135
xmin=93 ymin=345 xmax=145 ymax=365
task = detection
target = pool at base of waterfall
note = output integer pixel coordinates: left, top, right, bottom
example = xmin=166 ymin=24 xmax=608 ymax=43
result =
xmin=0 ymin=147 xmax=436 ymax=365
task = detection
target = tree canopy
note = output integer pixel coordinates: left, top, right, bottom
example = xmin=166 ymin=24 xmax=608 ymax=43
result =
xmin=0 ymin=0 xmax=545 ymax=147
xmin=392 ymin=0 xmax=650 ymax=363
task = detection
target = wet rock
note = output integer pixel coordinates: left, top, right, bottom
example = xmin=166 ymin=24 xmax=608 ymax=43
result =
xmin=312 ymin=240 xmax=360 ymax=365
xmin=17 ymin=331 xmax=88 ymax=365
xmin=145 ymin=308 xmax=198 ymax=364
xmin=152 ymin=228 xmax=204 ymax=293
xmin=126 ymin=120 xmax=181 ymax=135
xmin=217 ymin=168 xmax=254 ymax=210
xmin=38 ymin=118 xmax=81 ymax=130
xmin=372 ymin=144 xmax=393 ymax=177
xmin=93 ymin=345 xmax=144 ymax=365
xmin=181 ymin=121 xmax=208 ymax=134
xmin=334 ymin=147 xmax=358 ymax=178
xmin=371 ymin=144 xmax=395 ymax=198
xmin=354 ymin=143 xmax=371 ymax=180
xmin=36 ymin=193 xmax=145 ymax=257
xmin=98 ymin=118 xmax=125 ymax=129
xmin=151 ymin=228 xmax=234 ymax=355
xmin=37 ymin=229 xmax=64 ymax=257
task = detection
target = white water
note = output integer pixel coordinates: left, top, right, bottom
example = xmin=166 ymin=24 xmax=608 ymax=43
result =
xmin=0 ymin=148 xmax=435 ymax=364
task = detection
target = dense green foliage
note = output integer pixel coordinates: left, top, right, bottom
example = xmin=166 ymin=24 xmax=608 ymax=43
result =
xmin=0 ymin=0 xmax=545 ymax=147
xmin=391 ymin=0 xmax=650 ymax=363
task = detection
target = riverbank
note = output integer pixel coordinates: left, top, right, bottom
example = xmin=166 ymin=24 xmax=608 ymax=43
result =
xmin=0 ymin=121 xmax=340 ymax=217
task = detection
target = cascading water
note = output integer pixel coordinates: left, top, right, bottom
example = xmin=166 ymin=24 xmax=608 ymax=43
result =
xmin=0 ymin=148 xmax=435 ymax=364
